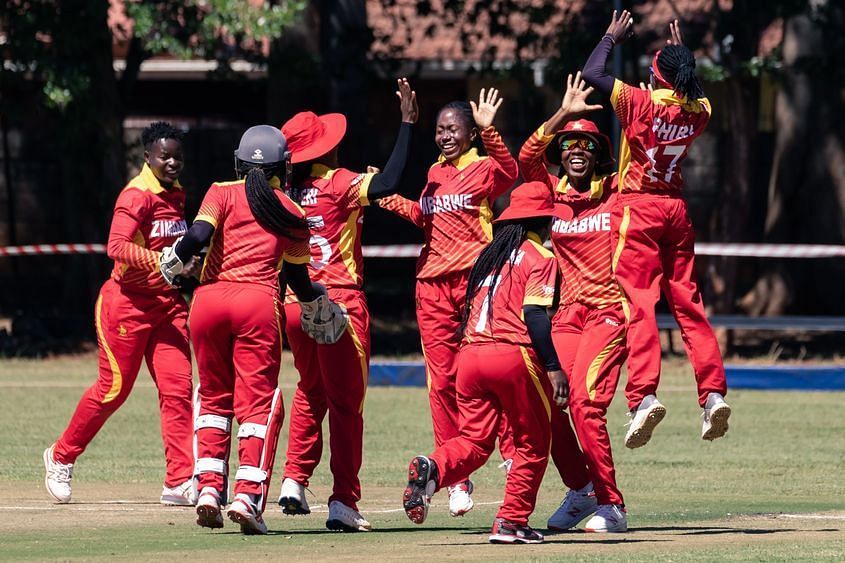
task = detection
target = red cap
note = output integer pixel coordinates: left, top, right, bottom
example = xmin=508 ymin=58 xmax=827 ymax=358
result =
xmin=545 ymin=118 xmax=615 ymax=175
xmin=281 ymin=112 xmax=347 ymax=164
xmin=494 ymin=181 xmax=555 ymax=223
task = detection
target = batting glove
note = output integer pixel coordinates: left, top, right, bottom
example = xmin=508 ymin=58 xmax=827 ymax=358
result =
xmin=300 ymin=289 xmax=349 ymax=345
xmin=159 ymin=236 xmax=185 ymax=286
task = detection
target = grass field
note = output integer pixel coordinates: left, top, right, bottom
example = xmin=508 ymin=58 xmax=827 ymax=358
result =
xmin=1 ymin=353 xmax=844 ymax=561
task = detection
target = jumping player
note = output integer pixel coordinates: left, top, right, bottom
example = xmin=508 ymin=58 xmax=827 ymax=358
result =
xmin=402 ymin=181 xmax=564 ymax=545
xmin=520 ymin=72 xmax=628 ymax=532
xmin=275 ymin=78 xmax=418 ymax=532
xmin=43 ymin=122 xmax=196 ymax=506
xmin=378 ymin=88 xmax=518 ymax=516
xmin=159 ymin=125 xmax=347 ymax=535
xmin=583 ymin=12 xmax=731 ymax=447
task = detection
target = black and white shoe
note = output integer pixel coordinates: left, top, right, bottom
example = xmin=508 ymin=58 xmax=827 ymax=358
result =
xmin=489 ymin=518 xmax=544 ymax=544
xmin=403 ymin=455 xmax=438 ymax=524
xmin=278 ymin=477 xmax=311 ymax=515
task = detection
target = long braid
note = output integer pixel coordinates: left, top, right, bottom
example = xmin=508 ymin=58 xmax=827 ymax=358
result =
xmin=243 ymin=166 xmax=308 ymax=240
xmin=657 ymin=44 xmax=704 ymax=99
xmin=460 ymin=223 xmax=527 ymax=336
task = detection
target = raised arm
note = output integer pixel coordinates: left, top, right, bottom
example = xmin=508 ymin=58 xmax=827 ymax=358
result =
xmin=472 ymin=88 xmax=518 ymax=199
xmin=582 ymin=10 xmax=634 ymax=96
xmin=366 ymin=78 xmax=418 ymax=201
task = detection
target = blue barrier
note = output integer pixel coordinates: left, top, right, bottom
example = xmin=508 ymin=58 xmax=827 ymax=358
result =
xmin=368 ymin=361 xmax=845 ymax=391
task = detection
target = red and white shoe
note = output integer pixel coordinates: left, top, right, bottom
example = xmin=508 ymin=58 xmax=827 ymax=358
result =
xmin=403 ymin=456 xmax=437 ymax=524
xmin=227 ymin=494 xmax=268 ymax=535
xmin=447 ymin=480 xmax=474 ymax=517
xmin=489 ymin=518 xmax=544 ymax=544
xmin=195 ymin=487 xmax=224 ymax=529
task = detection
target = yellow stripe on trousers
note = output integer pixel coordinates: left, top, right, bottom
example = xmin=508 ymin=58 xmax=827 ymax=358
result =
xmin=95 ymin=295 xmax=123 ymax=404
xmin=585 ymin=333 xmax=625 ymax=401
xmin=346 ymin=319 xmax=369 ymax=413
xmin=520 ymin=346 xmax=551 ymax=421
xmin=611 ymin=205 xmax=632 ymax=321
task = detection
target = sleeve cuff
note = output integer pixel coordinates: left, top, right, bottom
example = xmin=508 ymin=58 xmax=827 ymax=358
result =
xmin=282 ymin=252 xmax=311 ymax=265
xmin=536 ymin=124 xmax=556 ymax=143
xmin=523 ymin=296 xmax=554 ymax=307
xmin=194 ymin=214 xmax=218 ymax=228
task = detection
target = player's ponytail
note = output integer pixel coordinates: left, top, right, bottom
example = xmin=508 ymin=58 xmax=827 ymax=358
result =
xmin=460 ymin=217 xmax=548 ymax=336
xmin=657 ymin=44 xmax=704 ymax=100
xmin=242 ymin=164 xmax=308 ymax=240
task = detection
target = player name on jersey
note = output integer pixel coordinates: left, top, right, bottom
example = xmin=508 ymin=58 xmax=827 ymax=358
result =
xmin=651 ymin=118 xmax=696 ymax=143
xmin=552 ymin=212 xmax=611 ymax=235
xmin=420 ymin=194 xmax=473 ymax=215
xmin=150 ymin=219 xmax=188 ymax=239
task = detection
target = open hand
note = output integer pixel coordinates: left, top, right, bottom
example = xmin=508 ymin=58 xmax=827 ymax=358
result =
xmin=667 ymin=19 xmax=684 ymax=46
xmin=396 ymin=78 xmax=418 ymax=124
xmin=605 ymin=9 xmax=634 ymax=44
xmin=470 ymin=87 xmax=503 ymax=129
xmin=560 ymin=71 xmax=603 ymax=118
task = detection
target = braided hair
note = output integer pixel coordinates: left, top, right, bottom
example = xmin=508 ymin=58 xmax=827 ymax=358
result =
xmin=141 ymin=121 xmax=183 ymax=149
xmin=460 ymin=217 xmax=550 ymax=336
xmin=237 ymin=161 xmax=308 ymax=241
xmin=656 ymin=44 xmax=705 ymax=100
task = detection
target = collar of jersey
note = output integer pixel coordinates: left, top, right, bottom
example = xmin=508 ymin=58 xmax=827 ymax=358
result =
xmin=437 ymin=148 xmax=481 ymax=171
xmin=650 ymin=88 xmax=709 ymax=114
xmin=555 ymin=174 xmax=604 ymax=200
xmin=310 ymin=163 xmax=337 ymax=180
xmin=136 ymin=163 xmax=182 ymax=194
xmin=526 ymin=231 xmax=543 ymax=245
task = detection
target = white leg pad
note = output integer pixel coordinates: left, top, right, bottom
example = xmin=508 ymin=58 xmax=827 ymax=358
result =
xmin=197 ymin=414 xmax=232 ymax=432
xmin=235 ymin=466 xmax=268 ymax=483
xmin=237 ymin=423 xmax=267 ymax=439
xmin=195 ymin=457 xmax=227 ymax=475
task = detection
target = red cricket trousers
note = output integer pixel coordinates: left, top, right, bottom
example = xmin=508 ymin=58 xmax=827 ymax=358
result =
xmin=190 ymin=281 xmax=285 ymax=510
xmin=283 ymin=288 xmax=370 ymax=510
xmin=611 ymin=192 xmax=727 ymax=409
xmin=54 ymin=279 xmax=194 ymax=487
xmin=429 ymin=343 xmax=552 ymax=525
xmin=416 ymin=272 xmax=514 ymax=471
xmin=553 ymin=302 xmax=627 ymax=505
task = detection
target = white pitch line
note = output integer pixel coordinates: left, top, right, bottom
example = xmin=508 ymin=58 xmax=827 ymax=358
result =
xmin=0 ymin=501 xmax=504 ymax=514
xmin=778 ymin=513 xmax=845 ymax=520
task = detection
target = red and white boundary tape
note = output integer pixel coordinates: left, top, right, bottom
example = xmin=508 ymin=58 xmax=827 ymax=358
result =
xmin=1 ymin=242 xmax=845 ymax=259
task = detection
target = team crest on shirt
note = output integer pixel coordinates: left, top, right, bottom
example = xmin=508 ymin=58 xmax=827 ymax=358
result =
xmin=150 ymin=219 xmax=188 ymax=238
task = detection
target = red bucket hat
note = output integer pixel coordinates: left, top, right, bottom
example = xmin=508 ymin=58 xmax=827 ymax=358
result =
xmin=494 ymin=181 xmax=555 ymax=223
xmin=545 ymin=118 xmax=615 ymax=176
xmin=281 ymin=111 xmax=347 ymax=164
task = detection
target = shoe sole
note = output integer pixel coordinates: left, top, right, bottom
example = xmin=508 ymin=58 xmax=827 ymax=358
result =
xmin=489 ymin=534 xmax=544 ymax=544
xmin=278 ymin=496 xmax=311 ymax=515
xmin=403 ymin=457 xmax=435 ymax=524
xmin=196 ymin=504 xmax=224 ymax=529
xmin=227 ymin=509 xmax=267 ymax=535
xmin=585 ymin=526 xmax=628 ymax=533
xmin=702 ymin=403 xmax=732 ymax=441
xmin=625 ymin=405 xmax=667 ymax=449
xmin=43 ymin=448 xmax=70 ymax=504
xmin=161 ymin=496 xmax=194 ymax=507
xmin=326 ymin=518 xmax=372 ymax=532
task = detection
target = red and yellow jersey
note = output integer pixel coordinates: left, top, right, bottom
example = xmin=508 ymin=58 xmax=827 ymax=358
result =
xmin=517 ymin=126 xmax=622 ymax=308
xmin=108 ymin=163 xmax=187 ymax=293
xmin=378 ymin=126 xmax=517 ymax=280
xmin=463 ymin=233 xmax=556 ymax=347
xmin=195 ymin=179 xmax=310 ymax=290
xmin=283 ymin=164 xmax=373 ymax=303
xmin=611 ymin=80 xmax=711 ymax=193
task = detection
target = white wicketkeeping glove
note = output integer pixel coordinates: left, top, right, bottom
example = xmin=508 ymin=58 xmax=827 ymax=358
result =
xmin=300 ymin=292 xmax=349 ymax=345
xmin=159 ymin=236 xmax=185 ymax=286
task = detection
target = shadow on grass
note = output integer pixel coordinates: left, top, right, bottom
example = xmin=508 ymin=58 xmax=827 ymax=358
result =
xmin=632 ymin=525 xmax=798 ymax=535
xmin=210 ymin=526 xmax=492 ymax=537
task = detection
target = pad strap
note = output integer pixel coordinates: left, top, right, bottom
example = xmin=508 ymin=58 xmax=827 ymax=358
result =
xmin=196 ymin=414 xmax=231 ymax=432
xmin=195 ymin=457 xmax=227 ymax=475
xmin=235 ymin=466 xmax=268 ymax=483
xmin=237 ymin=423 xmax=267 ymax=439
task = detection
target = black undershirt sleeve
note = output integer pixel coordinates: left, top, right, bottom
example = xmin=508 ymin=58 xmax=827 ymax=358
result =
xmin=582 ymin=35 xmax=616 ymax=96
xmin=281 ymin=261 xmax=320 ymax=302
xmin=523 ymin=305 xmax=562 ymax=372
xmin=174 ymin=220 xmax=214 ymax=262
xmin=366 ymin=122 xmax=413 ymax=200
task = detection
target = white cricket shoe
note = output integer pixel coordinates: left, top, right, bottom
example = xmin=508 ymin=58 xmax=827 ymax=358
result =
xmin=702 ymin=393 xmax=732 ymax=441
xmin=160 ymin=479 xmax=196 ymax=506
xmin=326 ymin=500 xmax=372 ymax=532
xmin=584 ymin=504 xmax=628 ymax=533
xmin=498 ymin=458 xmax=513 ymax=473
xmin=43 ymin=445 xmax=73 ymax=504
xmin=448 ymin=480 xmax=474 ymax=517
xmin=278 ymin=477 xmax=310 ymax=515
xmin=195 ymin=487 xmax=224 ymax=529
xmin=624 ymin=394 xmax=667 ymax=449
xmin=547 ymin=482 xmax=597 ymax=531
xmin=227 ymin=493 xmax=268 ymax=535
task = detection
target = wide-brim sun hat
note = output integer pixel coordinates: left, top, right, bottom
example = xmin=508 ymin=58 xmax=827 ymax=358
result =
xmin=545 ymin=118 xmax=615 ymax=176
xmin=494 ymin=181 xmax=555 ymax=223
xmin=281 ymin=111 xmax=347 ymax=164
